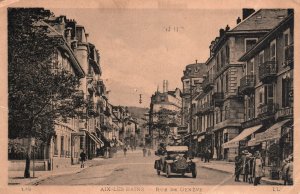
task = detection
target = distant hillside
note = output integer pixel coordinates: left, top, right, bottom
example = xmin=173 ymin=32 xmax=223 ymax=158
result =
xmin=127 ymin=106 xmax=149 ymax=120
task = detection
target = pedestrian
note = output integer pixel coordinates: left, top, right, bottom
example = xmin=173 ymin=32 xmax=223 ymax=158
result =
xmin=234 ymin=153 xmax=242 ymax=182
xmin=80 ymin=150 xmax=87 ymax=168
xmin=242 ymin=150 xmax=251 ymax=182
xmin=252 ymin=151 xmax=264 ymax=186
xmin=123 ymin=146 xmax=127 ymax=157
xmin=281 ymin=158 xmax=289 ymax=185
xmin=286 ymin=155 xmax=293 ymax=185
xmin=142 ymin=147 xmax=147 ymax=157
xmin=248 ymin=156 xmax=254 ymax=184
xmin=206 ymin=149 xmax=211 ymax=163
xmin=147 ymin=149 xmax=151 ymax=156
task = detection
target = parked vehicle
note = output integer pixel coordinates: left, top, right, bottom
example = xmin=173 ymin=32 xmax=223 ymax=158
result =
xmin=154 ymin=146 xmax=197 ymax=178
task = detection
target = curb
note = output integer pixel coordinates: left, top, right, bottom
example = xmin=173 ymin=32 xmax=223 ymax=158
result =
xmin=200 ymin=165 xmax=283 ymax=185
xmin=200 ymin=165 xmax=233 ymax=175
xmin=26 ymin=163 xmax=94 ymax=185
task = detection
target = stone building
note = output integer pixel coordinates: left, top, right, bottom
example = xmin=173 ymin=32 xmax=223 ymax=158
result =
xmin=181 ymin=62 xmax=206 ymax=136
xmin=194 ymin=9 xmax=290 ymax=161
xmin=149 ymin=81 xmax=182 ymax=147
xmin=229 ymin=11 xmax=294 ymax=172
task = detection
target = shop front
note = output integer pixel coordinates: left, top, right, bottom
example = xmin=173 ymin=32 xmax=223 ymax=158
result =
xmin=222 ymin=125 xmax=262 ymax=161
xmin=249 ymin=119 xmax=291 ymax=179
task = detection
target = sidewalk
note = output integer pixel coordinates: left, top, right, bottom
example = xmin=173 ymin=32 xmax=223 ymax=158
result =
xmin=8 ymin=159 xmax=99 ymax=185
xmin=198 ymin=159 xmax=284 ymax=185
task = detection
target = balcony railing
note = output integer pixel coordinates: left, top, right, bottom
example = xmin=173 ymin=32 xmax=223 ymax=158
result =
xmin=257 ymin=103 xmax=278 ymax=119
xmin=284 ymin=44 xmax=294 ymax=68
xmin=212 ymin=92 xmax=224 ymax=107
xmin=88 ymin=101 xmax=97 ymax=115
xmin=202 ymin=76 xmax=214 ymax=93
xmin=241 ymin=117 xmax=261 ymax=129
xmin=240 ymin=75 xmax=255 ymax=94
xmin=202 ymin=102 xmax=214 ymax=113
xmin=275 ymin=107 xmax=293 ymax=120
xmin=259 ymin=61 xmax=277 ymax=83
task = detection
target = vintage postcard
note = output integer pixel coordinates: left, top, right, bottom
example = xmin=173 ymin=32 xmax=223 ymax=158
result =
xmin=0 ymin=0 xmax=299 ymax=194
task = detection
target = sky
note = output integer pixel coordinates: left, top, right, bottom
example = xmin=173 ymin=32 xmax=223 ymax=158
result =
xmin=50 ymin=8 xmax=241 ymax=108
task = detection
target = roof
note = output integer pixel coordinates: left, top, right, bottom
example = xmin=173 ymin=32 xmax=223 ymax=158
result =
xmin=239 ymin=13 xmax=293 ymax=62
xmin=181 ymin=63 xmax=206 ymax=80
xmin=231 ymin=9 xmax=288 ymax=32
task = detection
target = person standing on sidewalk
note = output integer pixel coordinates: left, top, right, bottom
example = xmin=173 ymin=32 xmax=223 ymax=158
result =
xmin=252 ymin=151 xmax=264 ymax=186
xmin=248 ymin=156 xmax=254 ymax=184
xmin=281 ymin=158 xmax=289 ymax=185
xmin=80 ymin=150 xmax=87 ymax=168
xmin=234 ymin=153 xmax=242 ymax=182
xmin=286 ymin=155 xmax=293 ymax=185
xmin=142 ymin=147 xmax=147 ymax=157
xmin=123 ymin=146 xmax=127 ymax=157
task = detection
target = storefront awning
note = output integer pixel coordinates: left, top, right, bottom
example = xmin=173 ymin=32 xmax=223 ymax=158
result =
xmin=255 ymin=119 xmax=291 ymax=143
xmin=222 ymin=125 xmax=262 ymax=149
xmin=80 ymin=129 xmax=104 ymax=147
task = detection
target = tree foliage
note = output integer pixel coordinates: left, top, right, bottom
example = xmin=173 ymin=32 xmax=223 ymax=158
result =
xmin=8 ymin=8 xmax=85 ymax=142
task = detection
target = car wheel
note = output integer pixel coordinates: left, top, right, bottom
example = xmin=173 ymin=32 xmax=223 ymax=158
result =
xmin=192 ymin=164 xmax=197 ymax=178
xmin=166 ymin=164 xmax=171 ymax=178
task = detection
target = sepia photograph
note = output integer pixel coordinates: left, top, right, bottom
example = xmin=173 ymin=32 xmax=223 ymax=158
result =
xmin=1 ymin=0 xmax=298 ymax=193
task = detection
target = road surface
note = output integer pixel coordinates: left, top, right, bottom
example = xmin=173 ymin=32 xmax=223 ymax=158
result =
xmin=37 ymin=150 xmax=251 ymax=185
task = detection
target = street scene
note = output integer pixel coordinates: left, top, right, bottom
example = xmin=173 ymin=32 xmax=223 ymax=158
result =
xmin=7 ymin=5 xmax=294 ymax=187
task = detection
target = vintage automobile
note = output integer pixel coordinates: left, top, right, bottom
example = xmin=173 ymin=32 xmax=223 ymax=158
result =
xmin=154 ymin=146 xmax=197 ymax=178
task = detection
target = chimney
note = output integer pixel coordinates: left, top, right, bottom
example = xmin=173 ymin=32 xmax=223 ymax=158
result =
xmin=219 ymin=28 xmax=225 ymax=37
xmin=163 ymin=80 xmax=166 ymax=93
xmin=166 ymin=80 xmax=169 ymax=92
xmin=236 ymin=17 xmax=241 ymax=24
xmin=225 ymin=25 xmax=230 ymax=31
xmin=242 ymin=8 xmax=255 ymax=20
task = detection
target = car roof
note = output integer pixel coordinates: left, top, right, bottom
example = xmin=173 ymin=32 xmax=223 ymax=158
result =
xmin=166 ymin=146 xmax=188 ymax=152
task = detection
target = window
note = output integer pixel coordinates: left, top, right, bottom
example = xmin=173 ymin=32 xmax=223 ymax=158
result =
xmin=247 ymin=59 xmax=254 ymax=75
xmin=283 ymin=28 xmax=292 ymax=64
xmin=259 ymin=88 xmax=264 ymax=105
xmin=263 ymin=84 xmax=275 ymax=104
xmin=226 ymin=45 xmax=230 ymax=64
xmin=282 ymin=77 xmax=293 ymax=107
xmin=245 ymin=38 xmax=258 ymax=52
xmin=270 ymin=40 xmax=276 ymax=61
xmin=258 ymin=51 xmax=264 ymax=67
xmin=225 ymin=73 xmax=229 ymax=92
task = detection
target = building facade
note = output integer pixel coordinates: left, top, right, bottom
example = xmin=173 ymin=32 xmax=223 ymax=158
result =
xmin=231 ymin=11 xmax=294 ymax=173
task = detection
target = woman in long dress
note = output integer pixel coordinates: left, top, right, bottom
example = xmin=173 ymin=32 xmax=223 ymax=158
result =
xmin=252 ymin=151 xmax=264 ymax=186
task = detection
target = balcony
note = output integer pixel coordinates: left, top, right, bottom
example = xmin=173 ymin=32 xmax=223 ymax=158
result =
xmin=212 ymin=92 xmax=224 ymax=107
xmin=202 ymin=76 xmax=214 ymax=93
xmin=257 ymin=103 xmax=278 ymax=120
xmin=275 ymin=107 xmax=293 ymax=120
xmin=241 ymin=117 xmax=261 ymax=129
xmin=259 ymin=61 xmax=277 ymax=83
xmin=88 ymin=101 xmax=97 ymax=115
xmin=284 ymin=44 xmax=294 ymax=68
xmin=239 ymin=75 xmax=255 ymax=95
xmin=202 ymin=102 xmax=214 ymax=114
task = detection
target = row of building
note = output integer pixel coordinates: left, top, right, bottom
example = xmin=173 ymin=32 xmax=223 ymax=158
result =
xmin=8 ymin=9 xmax=141 ymax=171
xmin=180 ymin=8 xmax=293 ymax=172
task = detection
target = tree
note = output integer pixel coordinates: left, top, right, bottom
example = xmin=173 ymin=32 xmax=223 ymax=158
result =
xmin=8 ymin=8 xmax=85 ymax=178
xmin=152 ymin=108 xmax=179 ymax=143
